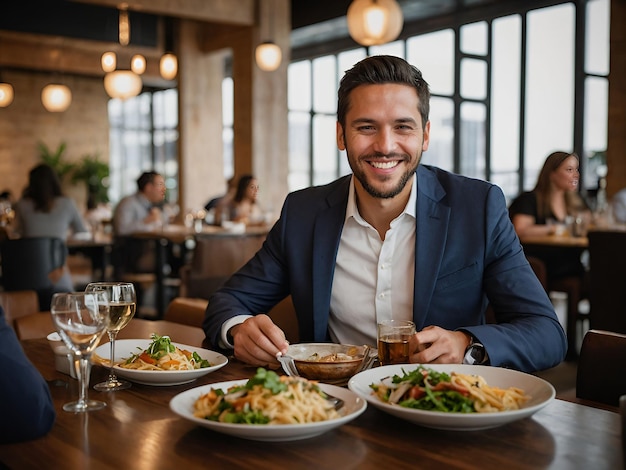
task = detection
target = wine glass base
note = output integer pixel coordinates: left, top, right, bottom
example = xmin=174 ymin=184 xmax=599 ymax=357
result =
xmin=63 ymin=399 xmax=107 ymax=413
xmin=94 ymin=379 xmax=132 ymax=392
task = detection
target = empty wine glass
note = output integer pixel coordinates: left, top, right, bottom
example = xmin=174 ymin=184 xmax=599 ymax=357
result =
xmin=86 ymin=282 xmax=137 ymax=392
xmin=50 ymin=291 xmax=109 ymax=412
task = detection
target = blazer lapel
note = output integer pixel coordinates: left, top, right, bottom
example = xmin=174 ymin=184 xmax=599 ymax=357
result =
xmin=311 ymin=177 xmax=350 ymax=341
xmin=413 ymin=167 xmax=450 ymax=329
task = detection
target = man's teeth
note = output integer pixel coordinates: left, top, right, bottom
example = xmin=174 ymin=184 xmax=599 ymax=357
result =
xmin=370 ymin=161 xmax=399 ymax=169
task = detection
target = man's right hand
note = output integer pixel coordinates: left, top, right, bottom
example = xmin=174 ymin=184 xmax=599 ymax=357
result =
xmin=230 ymin=314 xmax=289 ymax=366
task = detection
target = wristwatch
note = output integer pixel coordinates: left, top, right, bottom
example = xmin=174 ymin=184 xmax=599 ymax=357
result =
xmin=463 ymin=337 xmax=488 ymax=365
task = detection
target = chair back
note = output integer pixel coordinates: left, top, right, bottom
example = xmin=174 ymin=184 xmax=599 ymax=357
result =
xmin=576 ymin=329 xmax=626 ymax=407
xmin=587 ymin=230 xmax=626 ymax=333
xmin=0 ymin=237 xmax=67 ymax=310
xmin=0 ymin=290 xmax=40 ymax=328
xmin=164 ymin=297 xmax=208 ymax=328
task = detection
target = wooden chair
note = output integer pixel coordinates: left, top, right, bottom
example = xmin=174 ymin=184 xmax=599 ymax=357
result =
xmin=576 ymin=329 xmax=626 ymax=408
xmin=587 ymin=230 xmax=626 ymax=334
xmin=0 ymin=290 xmax=40 ymax=329
xmin=164 ymin=297 xmax=208 ymax=328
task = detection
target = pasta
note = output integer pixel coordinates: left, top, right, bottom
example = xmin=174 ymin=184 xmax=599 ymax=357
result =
xmin=370 ymin=366 xmax=530 ymax=413
xmin=194 ymin=368 xmax=341 ymax=424
xmin=119 ymin=334 xmax=211 ymax=371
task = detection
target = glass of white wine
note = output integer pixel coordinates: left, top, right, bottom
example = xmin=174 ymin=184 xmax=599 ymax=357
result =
xmin=50 ymin=291 xmax=109 ymax=412
xmin=86 ymin=282 xmax=137 ymax=392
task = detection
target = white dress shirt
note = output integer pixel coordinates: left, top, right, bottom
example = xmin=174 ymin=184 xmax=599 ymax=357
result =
xmin=329 ymin=175 xmax=416 ymax=347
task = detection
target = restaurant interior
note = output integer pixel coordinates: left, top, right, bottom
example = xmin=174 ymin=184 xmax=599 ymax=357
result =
xmin=0 ymin=1 xmax=625 ymax=466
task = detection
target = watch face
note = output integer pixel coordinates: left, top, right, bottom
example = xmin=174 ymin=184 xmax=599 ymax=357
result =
xmin=464 ymin=344 xmax=486 ymax=365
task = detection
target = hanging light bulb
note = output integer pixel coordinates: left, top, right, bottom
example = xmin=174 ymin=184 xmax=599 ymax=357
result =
xmin=101 ymin=52 xmax=117 ymax=73
xmin=159 ymin=53 xmax=178 ymax=80
xmin=41 ymin=84 xmax=72 ymax=112
xmin=255 ymin=42 xmax=282 ymax=72
xmin=0 ymin=82 xmax=14 ymax=107
xmin=131 ymin=54 xmax=146 ymax=75
xmin=104 ymin=70 xmax=142 ymax=100
xmin=347 ymin=0 xmax=404 ymax=46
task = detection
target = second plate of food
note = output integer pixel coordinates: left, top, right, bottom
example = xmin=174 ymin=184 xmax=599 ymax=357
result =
xmin=348 ymin=364 xmax=555 ymax=431
xmin=93 ymin=339 xmax=228 ymax=386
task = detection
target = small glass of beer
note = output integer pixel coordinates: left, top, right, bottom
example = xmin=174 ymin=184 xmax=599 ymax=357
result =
xmin=377 ymin=320 xmax=416 ymax=365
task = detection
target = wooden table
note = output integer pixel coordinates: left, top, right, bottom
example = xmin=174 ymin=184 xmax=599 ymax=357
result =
xmin=130 ymin=224 xmax=269 ymax=318
xmin=1 ymin=331 xmax=622 ymax=469
xmin=519 ymin=233 xmax=589 ymax=248
xmin=67 ymin=234 xmax=114 ymax=282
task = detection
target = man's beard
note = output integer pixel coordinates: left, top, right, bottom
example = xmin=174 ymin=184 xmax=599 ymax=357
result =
xmin=349 ymin=152 xmax=420 ymax=199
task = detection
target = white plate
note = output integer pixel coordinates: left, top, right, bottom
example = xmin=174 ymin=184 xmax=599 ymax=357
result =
xmin=348 ymin=364 xmax=555 ymax=431
xmin=169 ymin=380 xmax=367 ymax=441
xmin=94 ymin=339 xmax=228 ymax=386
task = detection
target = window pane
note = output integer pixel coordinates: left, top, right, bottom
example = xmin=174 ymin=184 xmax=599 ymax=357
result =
xmin=222 ymin=77 xmax=233 ymax=127
xmin=406 ymin=29 xmax=455 ymax=96
xmin=585 ymin=0 xmax=610 ymax=75
xmin=338 ymin=49 xmax=366 ymax=77
xmin=288 ymin=61 xmax=311 ymax=111
xmin=312 ymin=114 xmax=338 ymax=186
xmin=491 ymin=14 xmax=521 ymax=196
xmin=288 ymin=111 xmax=311 ymax=191
xmin=460 ymin=21 xmax=488 ymax=55
xmin=370 ymin=40 xmax=404 ymax=58
xmin=460 ymin=102 xmax=486 ymax=179
xmin=525 ymin=3 xmax=575 ymax=186
xmin=313 ymin=56 xmax=336 ymax=113
xmin=460 ymin=58 xmax=487 ymax=99
xmin=424 ymin=96 xmax=454 ymax=171
xmin=583 ymin=76 xmax=608 ymax=189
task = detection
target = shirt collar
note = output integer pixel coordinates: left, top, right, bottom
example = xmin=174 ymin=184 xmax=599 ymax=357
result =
xmin=346 ymin=173 xmax=417 ymax=223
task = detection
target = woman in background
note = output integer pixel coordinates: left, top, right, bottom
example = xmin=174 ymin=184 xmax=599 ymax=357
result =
xmin=12 ymin=163 xmax=89 ymax=300
xmin=228 ymin=174 xmax=264 ymax=225
xmin=509 ymin=151 xmax=590 ymax=281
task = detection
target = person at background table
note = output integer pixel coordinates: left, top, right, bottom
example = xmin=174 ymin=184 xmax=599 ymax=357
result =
xmin=508 ymin=151 xmax=591 ymax=282
xmin=222 ymin=174 xmax=264 ymax=226
xmin=203 ymin=55 xmax=566 ymax=374
xmin=205 ymin=176 xmax=236 ymax=225
xmin=0 ymin=306 xmax=55 ymax=443
xmin=612 ymin=187 xmax=626 ymax=224
xmin=12 ymin=163 xmax=89 ymax=297
xmin=112 ymin=171 xmax=167 ymax=278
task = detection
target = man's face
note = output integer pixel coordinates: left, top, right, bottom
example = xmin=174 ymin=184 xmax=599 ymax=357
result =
xmin=145 ymin=175 xmax=166 ymax=203
xmin=336 ymin=83 xmax=430 ymax=200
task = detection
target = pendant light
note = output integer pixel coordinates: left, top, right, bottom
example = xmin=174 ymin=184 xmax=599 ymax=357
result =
xmin=41 ymin=84 xmax=72 ymax=112
xmin=104 ymin=70 xmax=142 ymax=100
xmin=347 ymin=0 xmax=404 ymax=46
xmin=101 ymin=51 xmax=117 ymax=73
xmin=255 ymin=0 xmax=282 ymax=72
xmin=160 ymin=18 xmax=178 ymax=80
xmin=0 ymin=69 xmax=13 ymax=107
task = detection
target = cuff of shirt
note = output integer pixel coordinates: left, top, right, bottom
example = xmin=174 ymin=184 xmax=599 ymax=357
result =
xmin=220 ymin=315 xmax=253 ymax=349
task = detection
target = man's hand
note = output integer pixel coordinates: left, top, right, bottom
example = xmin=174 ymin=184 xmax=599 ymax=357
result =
xmin=230 ymin=314 xmax=289 ymax=366
xmin=409 ymin=326 xmax=472 ymax=364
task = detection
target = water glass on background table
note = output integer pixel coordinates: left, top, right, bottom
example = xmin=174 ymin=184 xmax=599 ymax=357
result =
xmin=50 ymin=292 xmax=109 ymax=412
xmin=86 ymin=282 xmax=137 ymax=392
xmin=377 ymin=320 xmax=416 ymax=365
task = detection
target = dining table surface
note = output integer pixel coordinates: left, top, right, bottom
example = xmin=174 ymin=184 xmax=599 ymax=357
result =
xmin=1 ymin=319 xmax=622 ymax=469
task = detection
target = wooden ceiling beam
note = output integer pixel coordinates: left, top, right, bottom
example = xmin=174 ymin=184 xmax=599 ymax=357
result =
xmin=69 ymin=0 xmax=256 ymax=25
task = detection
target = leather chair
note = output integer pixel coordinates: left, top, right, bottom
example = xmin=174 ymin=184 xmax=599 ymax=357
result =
xmin=576 ymin=329 xmax=626 ymax=408
xmin=164 ymin=297 xmax=208 ymax=328
xmin=0 ymin=290 xmax=53 ymax=340
xmin=0 ymin=237 xmax=68 ymax=310
xmin=587 ymin=230 xmax=626 ymax=333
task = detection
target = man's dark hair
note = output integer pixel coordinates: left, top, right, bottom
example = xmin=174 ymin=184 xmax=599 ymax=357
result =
xmin=337 ymin=55 xmax=430 ymax=129
xmin=137 ymin=171 xmax=161 ymax=192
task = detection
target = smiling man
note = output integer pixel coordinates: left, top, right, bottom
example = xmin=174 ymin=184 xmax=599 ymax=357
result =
xmin=203 ymin=55 xmax=567 ymax=373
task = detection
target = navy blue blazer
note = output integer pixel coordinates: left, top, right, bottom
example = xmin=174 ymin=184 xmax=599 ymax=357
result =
xmin=204 ymin=165 xmax=567 ymax=372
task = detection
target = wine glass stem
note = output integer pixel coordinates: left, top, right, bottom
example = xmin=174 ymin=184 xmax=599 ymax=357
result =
xmin=77 ymin=355 xmax=92 ymax=409
xmin=108 ymin=330 xmax=119 ymax=381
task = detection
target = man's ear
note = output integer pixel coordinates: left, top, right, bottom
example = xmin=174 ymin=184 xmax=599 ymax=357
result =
xmin=336 ymin=121 xmax=346 ymax=150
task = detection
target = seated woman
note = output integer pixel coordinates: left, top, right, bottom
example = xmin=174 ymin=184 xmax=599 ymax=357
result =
xmin=224 ymin=174 xmax=264 ymax=225
xmin=509 ymin=151 xmax=590 ymax=282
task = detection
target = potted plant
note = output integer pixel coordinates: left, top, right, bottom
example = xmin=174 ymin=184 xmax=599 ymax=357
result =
xmin=71 ymin=154 xmax=110 ymax=209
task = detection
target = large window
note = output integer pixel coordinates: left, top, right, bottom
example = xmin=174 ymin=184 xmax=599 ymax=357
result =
xmin=287 ymin=0 xmax=610 ymax=202
xmin=108 ymin=88 xmax=179 ymax=204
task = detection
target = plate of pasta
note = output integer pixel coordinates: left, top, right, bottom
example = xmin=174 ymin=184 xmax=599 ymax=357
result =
xmin=348 ymin=364 xmax=555 ymax=431
xmin=93 ymin=336 xmax=228 ymax=386
xmin=169 ymin=368 xmax=367 ymax=441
